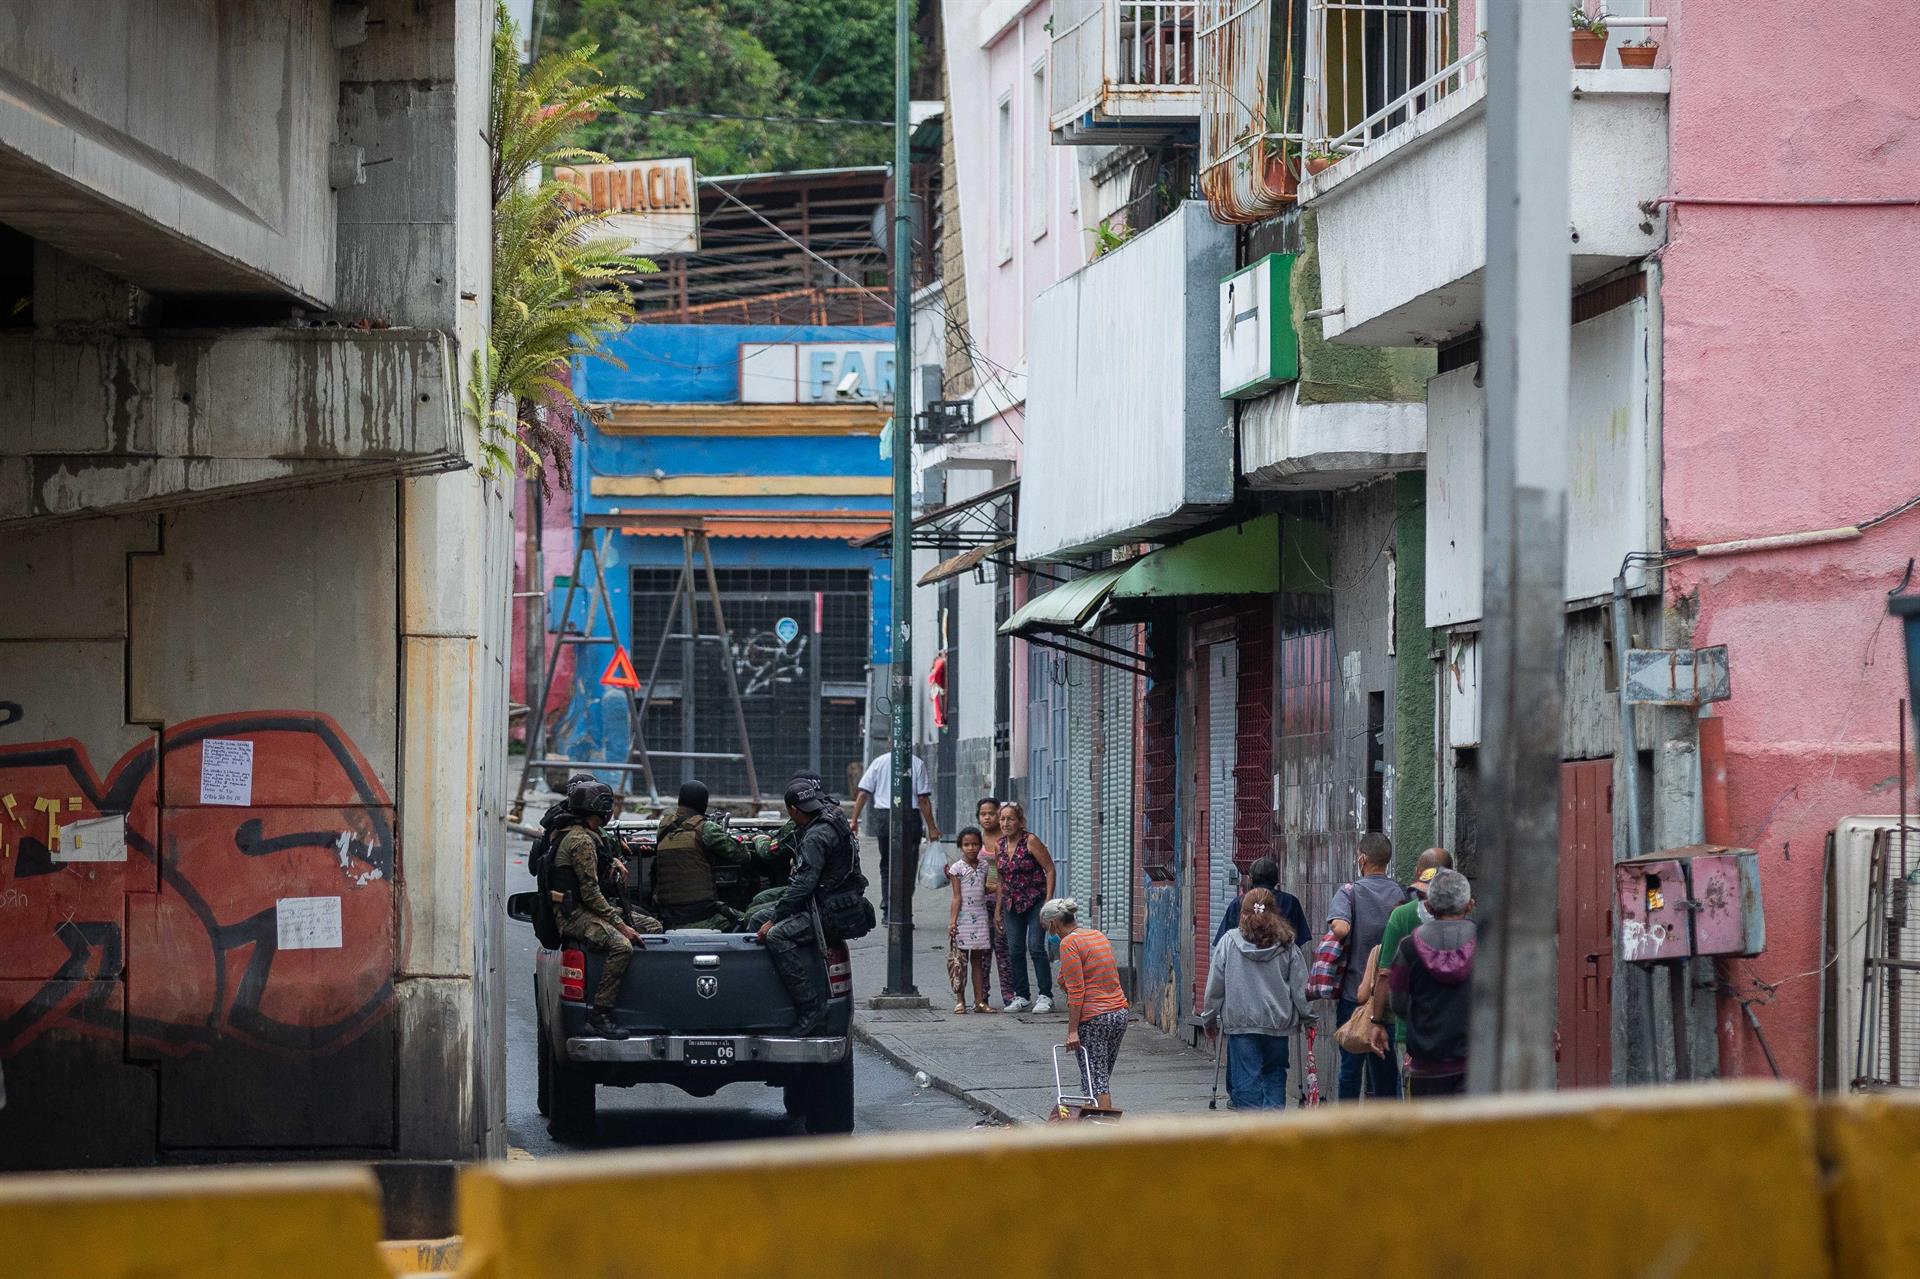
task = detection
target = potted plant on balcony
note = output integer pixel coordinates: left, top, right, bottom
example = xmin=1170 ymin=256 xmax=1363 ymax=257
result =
xmin=1618 ymin=38 xmax=1659 ymax=68
xmin=1570 ymin=5 xmax=1608 ymax=68
xmin=1305 ymin=147 xmax=1340 ymax=177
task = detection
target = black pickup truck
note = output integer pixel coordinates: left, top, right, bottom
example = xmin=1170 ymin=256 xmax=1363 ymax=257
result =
xmin=508 ymin=814 xmax=856 ymax=1137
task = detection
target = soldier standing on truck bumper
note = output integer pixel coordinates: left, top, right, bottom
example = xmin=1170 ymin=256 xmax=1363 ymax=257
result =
xmin=758 ymin=776 xmax=863 ymax=1036
xmin=553 ymin=779 xmax=662 ymax=1040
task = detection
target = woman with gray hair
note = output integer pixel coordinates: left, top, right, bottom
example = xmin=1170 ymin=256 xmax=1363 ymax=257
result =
xmin=1386 ymin=868 xmax=1477 ymax=1097
xmin=1041 ymin=897 xmax=1129 ymax=1108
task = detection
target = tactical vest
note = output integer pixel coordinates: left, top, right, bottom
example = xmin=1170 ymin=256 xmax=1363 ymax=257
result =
xmin=652 ymin=814 xmax=717 ymax=911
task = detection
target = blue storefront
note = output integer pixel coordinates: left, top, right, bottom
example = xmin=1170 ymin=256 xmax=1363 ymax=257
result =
xmin=554 ymin=323 xmax=894 ymax=803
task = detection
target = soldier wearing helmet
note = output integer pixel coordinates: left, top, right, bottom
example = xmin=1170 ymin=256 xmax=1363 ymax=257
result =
xmin=552 ymin=777 xmax=661 ymax=1039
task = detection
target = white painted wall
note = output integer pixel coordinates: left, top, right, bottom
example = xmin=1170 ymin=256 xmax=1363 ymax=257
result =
xmin=1426 ymin=297 xmax=1657 ymax=627
xmin=1308 ymin=74 xmax=1671 ymax=347
xmin=1018 ymin=202 xmax=1234 ymax=561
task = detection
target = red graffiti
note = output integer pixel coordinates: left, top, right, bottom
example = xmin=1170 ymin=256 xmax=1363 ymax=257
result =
xmin=0 ymin=712 xmax=395 ymax=1059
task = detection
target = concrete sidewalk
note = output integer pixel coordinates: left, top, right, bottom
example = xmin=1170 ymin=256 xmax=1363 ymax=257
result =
xmin=847 ymin=838 xmax=1226 ymax=1124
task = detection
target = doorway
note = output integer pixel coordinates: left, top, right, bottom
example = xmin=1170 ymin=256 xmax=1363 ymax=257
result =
xmin=1557 ymin=758 xmax=1614 ymax=1087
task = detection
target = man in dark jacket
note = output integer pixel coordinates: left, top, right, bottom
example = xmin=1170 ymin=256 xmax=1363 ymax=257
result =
xmin=650 ymin=780 xmax=750 ymax=929
xmin=1387 ymin=868 xmax=1476 ymax=1097
xmin=1215 ymin=855 xmax=1310 ymax=951
xmin=757 ymin=776 xmax=865 ymax=1035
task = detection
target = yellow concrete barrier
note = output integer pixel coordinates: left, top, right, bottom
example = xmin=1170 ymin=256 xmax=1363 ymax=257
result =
xmin=1818 ymin=1091 xmax=1920 ymax=1277
xmin=382 ymin=1235 xmax=463 ymax=1276
xmin=0 ymin=1163 xmax=388 ymax=1279
xmin=457 ymin=1082 xmax=1826 ymax=1279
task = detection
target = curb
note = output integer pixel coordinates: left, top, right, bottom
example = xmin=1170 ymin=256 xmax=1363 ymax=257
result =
xmin=850 ymin=1019 xmax=1026 ymax=1127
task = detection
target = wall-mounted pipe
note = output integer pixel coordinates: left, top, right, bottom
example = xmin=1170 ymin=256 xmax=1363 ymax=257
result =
xmin=1689 ymin=525 xmax=1862 ymax=559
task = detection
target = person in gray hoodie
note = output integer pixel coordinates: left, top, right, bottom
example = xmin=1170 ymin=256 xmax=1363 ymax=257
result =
xmin=1202 ymin=889 xmax=1313 ymax=1109
xmin=1387 ymin=868 xmax=1477 ymax=1098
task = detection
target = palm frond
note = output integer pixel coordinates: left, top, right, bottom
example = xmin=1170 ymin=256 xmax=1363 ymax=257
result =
xmin=474 ymin=0 xmax=653 ymax=494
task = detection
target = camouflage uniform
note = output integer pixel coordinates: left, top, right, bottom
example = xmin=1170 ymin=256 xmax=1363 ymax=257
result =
xmin=742 ymin=820 xmax=800 ymax=929
xmin=554 ymin=825 xmax=662 ymax=1008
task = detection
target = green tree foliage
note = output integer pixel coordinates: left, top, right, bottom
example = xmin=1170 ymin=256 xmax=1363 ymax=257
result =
xmin=474 ymin=2 xmax=655 ymax=490
xmin=536 ymin=0 xmax=901 ymax=175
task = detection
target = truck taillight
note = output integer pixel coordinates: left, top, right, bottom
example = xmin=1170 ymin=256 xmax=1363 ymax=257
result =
xmin=560 ymin=948 xmax=587 ymax=1002
xmin=826 ymin=943 xmax=852 ymax=998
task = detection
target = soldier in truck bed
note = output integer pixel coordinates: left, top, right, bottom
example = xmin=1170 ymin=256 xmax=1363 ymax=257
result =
xmin=650 ymin=780 xmax=751 ymax=929
xmin=553 ymin=778 xmax=662 ymax=1039
xmin=742 ymin=771 xmax=826 ymax=929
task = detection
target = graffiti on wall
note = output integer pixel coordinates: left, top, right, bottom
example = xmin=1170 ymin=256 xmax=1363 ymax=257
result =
xmin=0 ymin=712 xmax=395 ymax=1060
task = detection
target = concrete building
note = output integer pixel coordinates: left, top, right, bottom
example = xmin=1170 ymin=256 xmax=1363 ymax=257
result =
xmin=0 ymin=2 xmax=507 ymax=1165
xmin=1292 ymin=0 xmax=1920 ymax=1087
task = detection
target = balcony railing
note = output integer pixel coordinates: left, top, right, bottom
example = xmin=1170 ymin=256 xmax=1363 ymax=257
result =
xmin=1050 ymin=0 xmax=1203 ymax=143
xmin=1304 ymin=8 xmax=1670 ymax=170
xmin=1304 ymin=0 xmax=1466 ymax=154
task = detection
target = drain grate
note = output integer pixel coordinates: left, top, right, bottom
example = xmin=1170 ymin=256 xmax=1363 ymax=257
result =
xmin=862 ymin=1009 xmax=940 ymax=1024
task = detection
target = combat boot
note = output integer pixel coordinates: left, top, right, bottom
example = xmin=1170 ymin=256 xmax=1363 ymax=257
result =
xmin=789 ymin=997 xmax=826 ymax=1038
xmin=585 ymin=1008 xmax=629 ymax=1040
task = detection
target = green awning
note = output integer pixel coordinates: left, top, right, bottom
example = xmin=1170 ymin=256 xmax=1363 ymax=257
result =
xmin=1110 ymin=515 xmax=1280 ymax=600
xmin=998 ymin=562 xmax=1134 ymax=637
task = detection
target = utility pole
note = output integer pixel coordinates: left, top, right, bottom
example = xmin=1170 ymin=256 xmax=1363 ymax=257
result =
xmin=882 ymin=0 xmax=919 ymax=998
xmin=1467 ymin=0 xmax=1571 ymax=1094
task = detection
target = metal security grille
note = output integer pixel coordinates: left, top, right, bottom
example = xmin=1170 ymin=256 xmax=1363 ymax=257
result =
xmin=1065 ymin=651 xmax=1096 ymax=917
xmin=1856 ymin=824 xmax=1920 ymax=1089
xmin=1027 ymin=641 xmax=1058 ymax=860
xmin=631 ymin=566 xmax=869 ymax=799
xmin=1204 ymin=642 xmax=1239 ymax=968
xmin=1094 ymin=627 xmax=1136 ymax=946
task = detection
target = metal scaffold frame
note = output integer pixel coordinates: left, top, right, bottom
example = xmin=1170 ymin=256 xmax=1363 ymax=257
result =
xmin=513 ymin=515 xmax=760 ymax=818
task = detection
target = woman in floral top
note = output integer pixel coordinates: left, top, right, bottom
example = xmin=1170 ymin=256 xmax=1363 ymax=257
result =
xmin=995 ymin=801 xmax=1057 ymax=1013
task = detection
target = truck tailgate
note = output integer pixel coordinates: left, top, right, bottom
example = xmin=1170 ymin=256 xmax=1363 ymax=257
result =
xmin=593 ymin=931 xmax=799 ymax=1034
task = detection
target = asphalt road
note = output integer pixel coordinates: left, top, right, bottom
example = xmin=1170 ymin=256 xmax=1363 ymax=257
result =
xmin=503 ymin=834 xmax=980 ymax=1156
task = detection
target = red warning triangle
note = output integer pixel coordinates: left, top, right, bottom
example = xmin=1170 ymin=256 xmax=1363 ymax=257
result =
xmin=599 ymin=645 xmax=641 ymax=689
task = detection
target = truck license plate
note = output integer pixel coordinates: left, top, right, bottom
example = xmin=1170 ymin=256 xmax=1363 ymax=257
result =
xmin=685 ymin=1039 xmax=737 ymax=1067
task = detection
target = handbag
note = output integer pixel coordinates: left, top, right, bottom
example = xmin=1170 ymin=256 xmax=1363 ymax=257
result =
xmin=1333 ymin=945 xmax=1384 ymax=1054
xmin=946 ymin=941 xmax=968 ymax=996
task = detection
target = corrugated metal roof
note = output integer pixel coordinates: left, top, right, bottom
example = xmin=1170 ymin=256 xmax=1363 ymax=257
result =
xmin=998 ymin=562 xmax=1136 ymax=637
xmin=608 ymin=508 xmax=887 ymax=541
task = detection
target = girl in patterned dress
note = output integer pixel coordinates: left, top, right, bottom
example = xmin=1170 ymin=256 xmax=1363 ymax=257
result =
xmin=947 ymin=827 xmax=995 ymax=1013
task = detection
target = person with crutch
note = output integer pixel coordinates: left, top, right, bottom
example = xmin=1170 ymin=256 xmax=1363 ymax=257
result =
xmin=1202 ymin=889 xmax=1312 ymax=1109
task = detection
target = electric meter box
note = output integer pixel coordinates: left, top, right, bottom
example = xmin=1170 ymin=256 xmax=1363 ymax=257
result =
xmin=1615 ymin=845 xmax=1765 ymax=963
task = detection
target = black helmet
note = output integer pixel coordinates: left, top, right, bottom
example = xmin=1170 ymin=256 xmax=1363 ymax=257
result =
xmin=566 ymin=778 xmax=616 ymax=817
xmin=677 ymin=780 xmax=710 ymax=814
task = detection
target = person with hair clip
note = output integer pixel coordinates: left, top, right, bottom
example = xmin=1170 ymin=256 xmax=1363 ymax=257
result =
xmin=1202 ymin=888 xmax=1313 ymax=1109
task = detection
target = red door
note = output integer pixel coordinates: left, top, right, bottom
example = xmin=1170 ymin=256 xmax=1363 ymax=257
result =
xmin=1556 ymin=759 xmax=1614 ymax=1087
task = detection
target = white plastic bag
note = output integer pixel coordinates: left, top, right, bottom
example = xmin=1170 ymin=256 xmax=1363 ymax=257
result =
xmin=917 ymin=842 xmax=950 ymax=890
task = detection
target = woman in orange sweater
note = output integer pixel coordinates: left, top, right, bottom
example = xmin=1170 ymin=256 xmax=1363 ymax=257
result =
xmin=1042 ymin=897 xmax=1129 ymax=1108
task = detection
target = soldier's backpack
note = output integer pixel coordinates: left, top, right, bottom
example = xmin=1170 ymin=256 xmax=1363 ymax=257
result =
xmin=524 ymin=800 xmax=574 ymax=948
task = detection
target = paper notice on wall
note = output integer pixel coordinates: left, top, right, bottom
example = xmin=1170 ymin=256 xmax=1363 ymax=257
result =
xmin=54 ymin=813 xmax=127 ymax=862
xmin=276 ymin=896 xmax=344 ymax=950
xmin=200 ymin=738 xmax=254 ymax=806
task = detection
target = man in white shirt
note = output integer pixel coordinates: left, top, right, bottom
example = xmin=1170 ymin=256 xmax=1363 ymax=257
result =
xmin=850 ymin=750 xmax=942 ymax=925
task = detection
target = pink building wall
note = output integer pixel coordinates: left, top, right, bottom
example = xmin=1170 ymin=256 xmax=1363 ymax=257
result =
xmin=1661 ymin=5 xmax=1920 ymax=1084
